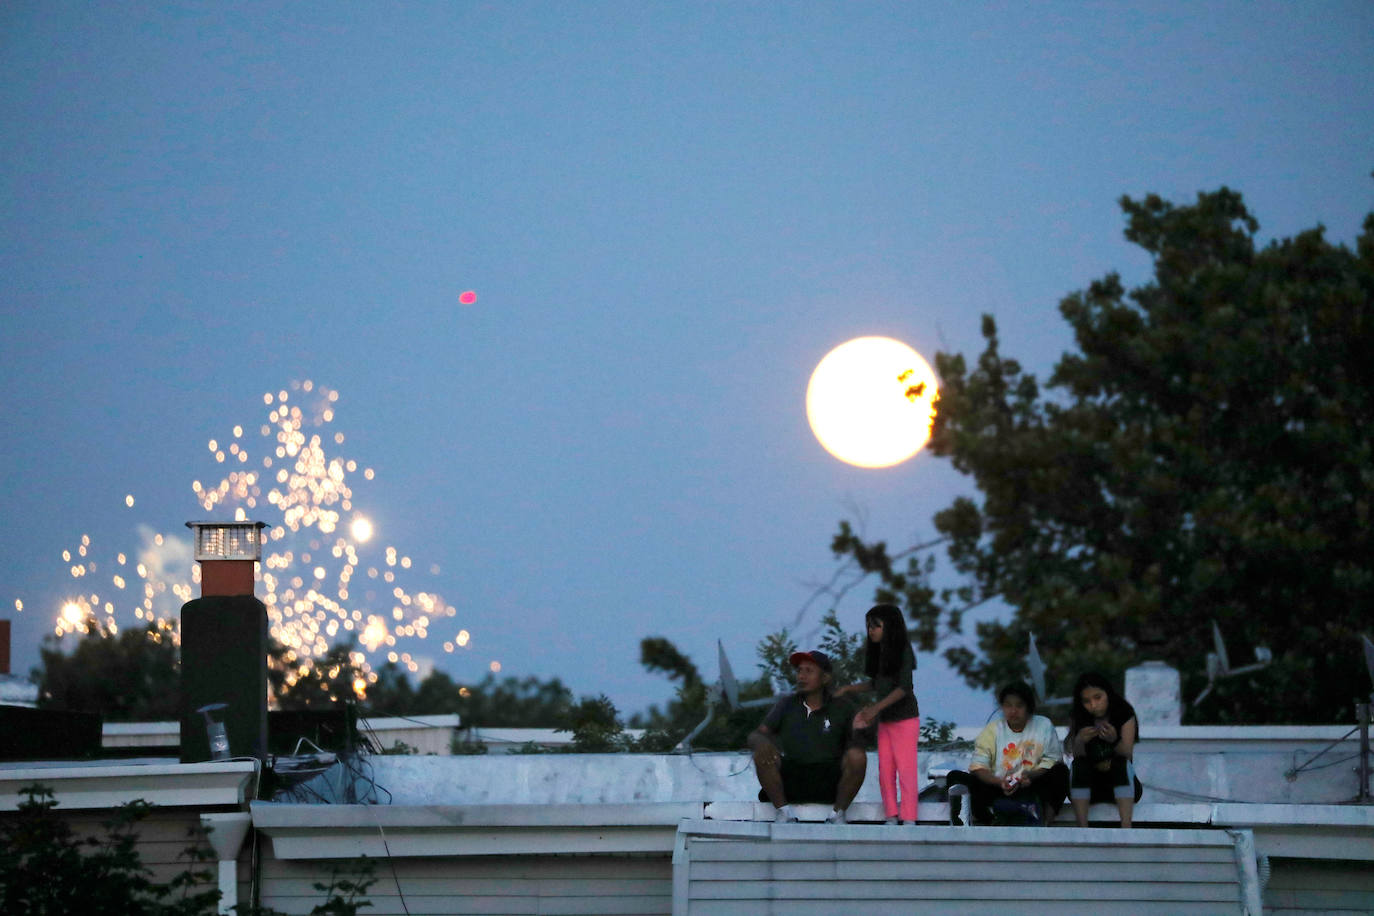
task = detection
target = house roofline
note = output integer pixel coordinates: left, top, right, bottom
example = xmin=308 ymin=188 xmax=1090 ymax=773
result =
xmin=0 ymin=759 xmax=257 ymax=810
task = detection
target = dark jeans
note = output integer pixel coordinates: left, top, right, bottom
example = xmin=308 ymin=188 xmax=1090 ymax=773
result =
xmin=757 ymin=759 xmax=842 ymax=804
xmin=947 ymin=762 xmax=1070 ymax=825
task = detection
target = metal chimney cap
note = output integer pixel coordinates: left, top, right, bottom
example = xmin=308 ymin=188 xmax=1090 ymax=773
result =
xmin=185 ymin=521 xmax=267 ymax=561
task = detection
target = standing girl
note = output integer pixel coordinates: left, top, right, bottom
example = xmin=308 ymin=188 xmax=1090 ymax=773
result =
xmin=1066 ymin=671 xmax=1142 ymax=827
xmin=840 ymin=603 xmax=920 ymax=824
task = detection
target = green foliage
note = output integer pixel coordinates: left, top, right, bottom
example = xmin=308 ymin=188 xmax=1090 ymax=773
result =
xmin=34 ymin=624 xmax=366 ymax=718
xmin=631 ymin=631 xmax=784 ymax=751
xmin=33 ymin=619 xmax=181 ymax=721
xmin=0 ymin=783 xmax=377 ymax=916
xmin=449 ymin=733 xmax=490 ymax=755
xmin=633 ymin=611 xmax=873 ymax=751
xmin=830 ymin=187 xmax=1374 ymax=724
xmin=754 ymin=610 xmax=865 ymax=692
xmin=920 ymin=718 xmax=967 ymax=750
xmin=816 ymin=610 xmax=866 ymax=688
xmin=511 ymin=741 xmax=556 ymax=754
xmin=298 ymin=860 xmax=375 ymax=916
xmin=0 ymin=783 xmax=219 ymax=916
xmin=560 ymin=694 xmax=633 ymax=752
xmin=359 ymin=660 xmax=417 ymax=713
xmin=232 ymin=860 xmax=374 ymax=915
xmin=753 ymin=629 xmax=800 ymax=695
xmin=363 ymin=665 xmax=575 ymax=727
xmin=229 ymin=859 xmax=374 ymax=915
xmin=378 ymin=740 xmax=418 ymax=756
xmin=270 ymin=638 xmax=367 ymax=710
xmin=638 ymin=637 xmax=702 ymax=690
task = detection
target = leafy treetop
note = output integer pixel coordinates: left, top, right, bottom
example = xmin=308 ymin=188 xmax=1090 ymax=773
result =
xmin=831 ymin=188 xmax=1373 ymax=724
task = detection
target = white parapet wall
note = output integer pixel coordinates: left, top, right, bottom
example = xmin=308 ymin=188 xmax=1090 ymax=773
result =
xmin=284 ymin=723 xmax=1368 ymax=815
xmin=102 ymin=714 xmax=464 ymax=755
xmin=357 ymin=714 xmax=461 ymax=755
xmin=98 ymin=717 xmax=1365 ymax=806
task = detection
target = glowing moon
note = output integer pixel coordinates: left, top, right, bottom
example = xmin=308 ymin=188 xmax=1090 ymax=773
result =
xmin=806 ymin=336 xmax=939 ymax=468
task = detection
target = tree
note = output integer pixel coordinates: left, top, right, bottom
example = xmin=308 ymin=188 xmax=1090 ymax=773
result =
xmin=269 ymin=638 xmax=368 ymax=710
xmin=830 ymin=188 xmax=1374 ymax=724
xmin=363 ymin=666 xmax=577 ymax=727
xmin=634 ymin=611 xmax=866 ymax=750
xmin=0 ymin=784 xmax=219 ymax=916
xmin=357 ymin=660 xmax=418 ymax=714
xmin=634 ymin=635 xmax=770 ymax=751
xmin=34 ymin=621 xmax=370 ymax=717
xmin=31 ymin=617 xmax=581 ymax=731
xmin=561 ymin=694 xmax=632 ymax=752
xmin=0 ymin=783 xmax=373 ymax=915
xmin=34 ymin=619 xmax=181 ymax=721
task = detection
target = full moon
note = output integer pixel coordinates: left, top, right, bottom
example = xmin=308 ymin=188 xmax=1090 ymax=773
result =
xmin=806 ymin=336 xmax=939 ymax=468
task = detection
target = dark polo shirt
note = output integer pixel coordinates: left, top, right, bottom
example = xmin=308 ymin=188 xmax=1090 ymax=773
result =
xmin=762 ymin=691 xmax=858 ymax=765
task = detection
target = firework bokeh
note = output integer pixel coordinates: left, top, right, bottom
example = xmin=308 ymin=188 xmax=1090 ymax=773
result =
xmin=25 ymin=380 xmax=473 ymax=698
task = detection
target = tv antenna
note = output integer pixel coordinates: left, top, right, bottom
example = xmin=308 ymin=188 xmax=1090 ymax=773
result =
xmin=1357 ymin=634 xmax=1374 ymax=803
xmin=1025 ymin=633 xmax=1072 ymax=707
xmin=1191 ymin=620 xmax=1272 ymax=706
xmin=1362 ymin=633 xmax=1374 ymax=691
xmin=1287 ymin=635 xmax=1372 ymax=803
xmin=674 ymin=640 xmax=777 ymax=752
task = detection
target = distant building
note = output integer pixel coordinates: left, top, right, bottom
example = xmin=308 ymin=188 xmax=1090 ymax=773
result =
xmin=0 ymin=674 xmax=37 ymax=708
xmin=0 ymin=619 xmax=37 ymax=707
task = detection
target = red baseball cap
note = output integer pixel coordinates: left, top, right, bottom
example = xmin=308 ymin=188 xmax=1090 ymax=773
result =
xmin=788 ymin=650 xmax=833 ymax=673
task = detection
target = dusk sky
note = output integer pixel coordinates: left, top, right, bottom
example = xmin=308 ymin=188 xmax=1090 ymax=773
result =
xmin=2 ymin=2 xmax=1371 ymax=726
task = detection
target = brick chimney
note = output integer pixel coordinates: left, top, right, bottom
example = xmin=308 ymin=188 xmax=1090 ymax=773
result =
xmin=180 ymin=521 xmax=269 ymax=763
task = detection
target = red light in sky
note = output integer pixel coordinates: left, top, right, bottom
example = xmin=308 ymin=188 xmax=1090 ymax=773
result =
xmin=458 ymin=290 xmax=477 ymax=305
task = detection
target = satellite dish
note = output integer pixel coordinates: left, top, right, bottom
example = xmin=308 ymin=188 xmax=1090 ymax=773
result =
xmin=1362 ymin=634 xmax=1374 ymax=691
xmin=1211 ymin=621 xmax=1232 ymax=674
xmin=674 ymin=640 xmax=778 ymax=752
xmin=1205 ymin=651 xmax=1221 ymax=682
xmin=719 ymin=640 xmax=740 ymax=710
xmin=1027 ymin=633 xmax=1047 ymax=704
xmin=1193 ymin=620 xmax=1272 ymax=706
xmin=1024 ymin=633 xmax=1071 ymax=707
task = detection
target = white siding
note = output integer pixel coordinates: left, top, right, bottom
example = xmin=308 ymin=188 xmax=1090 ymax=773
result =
xmin=257 ymin=851 xmax=672 ymax=915
xmin=673 ymin=823 xmax=1257 ymax=916
xmin=0 ymin=807 xmax=219 ymax=899
xmin=1264 ymin=857 xmax=1374 ymax=914
xmin=362 ymin=716 xmax=462 ymax=756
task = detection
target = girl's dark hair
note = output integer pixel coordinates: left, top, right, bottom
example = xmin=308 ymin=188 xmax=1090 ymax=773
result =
xmin=863 ymin=604 xmax=910 ymax=679
xmin=1067 ymin=671 xmax=1138 ymax=736
xmin=997 ymin=681 xmax=1038 ymax=717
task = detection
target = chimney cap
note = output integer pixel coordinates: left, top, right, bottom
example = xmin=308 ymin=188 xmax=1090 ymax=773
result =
xmin=186 ymin=521 xmax=267 ymax=562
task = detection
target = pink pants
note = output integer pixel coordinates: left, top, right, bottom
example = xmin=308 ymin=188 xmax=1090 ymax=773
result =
xmin=877 ymin=716 xmax=920 ymax=821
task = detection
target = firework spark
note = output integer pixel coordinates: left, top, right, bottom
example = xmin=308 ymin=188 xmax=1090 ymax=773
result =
xmin=20 ymin=380 xmax=479 ymax=699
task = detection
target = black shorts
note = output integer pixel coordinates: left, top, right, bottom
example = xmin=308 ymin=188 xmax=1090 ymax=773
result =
xmin=758 ymin=759 xmax=842 ymax=804
xmin=1071 ymin=756 xmax=1144 ymax=804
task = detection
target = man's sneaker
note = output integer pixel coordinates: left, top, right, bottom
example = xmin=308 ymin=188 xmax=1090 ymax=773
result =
xmin=773 ymin=806 xmax=798 ymax=825
xmin=825 ymin=808 xmax=846 ymax=825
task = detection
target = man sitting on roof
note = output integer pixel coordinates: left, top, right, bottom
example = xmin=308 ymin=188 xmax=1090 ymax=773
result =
xmin=747 ymin=649 xmax=867 ymax=824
